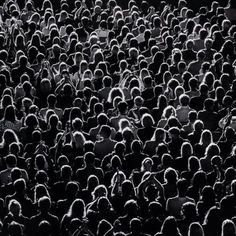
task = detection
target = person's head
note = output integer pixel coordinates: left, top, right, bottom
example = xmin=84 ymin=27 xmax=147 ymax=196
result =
xmin=114 ymin=142 xmax=126 ymax=156
xmin=221 ymin=219 xmax=236 ymax=236
xmin=193 ymin=120 xmax=204 ymax=132
xmin=161 ymin=216 xmax=180 ymax=235
xmin=67 ymin=198 xmax=85 ymax=218
xmin=179 ymin=94 xmax=190 ymax=107
xmin=188 ymin=156 xmax=200 ymax=172
xmin=196 ymin=50 xmax=205 ymax=62
xmin=97 ymin=197 xmax=111 ymax=213
xmin=162 ymin=105 xmax=176 ymax=119
xmin=14 ymin=178 xmax=26 ymax=194
xmin=133 ymin=96 xmax=143 ymax=108
xmin=188 ymin=222 xmax=204 ymax=236
xmin=38 ymin=220 xmax=51 ymax=236
xmin=121 ymin=180 xmax=135 ymax=197
xmin=110 ymin=155 xmax=122 ymax=170
xmin=168 ymin=127 xmax=180 ymax=139
xmin=97 ymin=113 xmax=108 ymax=126
xmin=8 ymin=221 xmax=23 ymax=236
xmin=200 ymin=129 xmax=213 ymax=146
xmin=182 ymin=202 xmax=197 ymax=219
xmin=152 ymin=128 xmax=166 ymax=142
xmin=3 ymin=105 xmax=16 ymax=122
xmin=203 ymin=72 xmax=215 ymax=89
xmin=141 ymin=113 xmax=154 ymax=128
xmin=177 ymin=178 xmax=188 ymax=196
xmin=205 ymin=143 xmax=220 ymax=157
xmin=35 ymin=170 xmax=48 ymax=185
xmin=11 ymin=168 xmax=22 ymax=183
xmin=188 ymin=111 xmax=197 ymax=123
xmin=60 ymin=165 xmax=72 ymax=181
xmin=47 ymin=94 xmax=57 ymax=108
xmin=130 ymin=139 xmax=142 ymax=154
xmin=99 ymin=125 xmax=111 ymax=139
xmin=72 ymin=118 xmax=82 ymax=131
xmin=86 ymin=174 xmax=99 ymax=191
xmin=111 ymin=170 xmax=126 ymax=186
xmin=48 ymin=114 xmax=59 ymax=129
xmin=19 ymin=55 xmax=28 ymax=67
xmin=102 ymin=76 xmax=112 ymax=88
xmin=34 ymin=184 xmax=50 ymax=203
xmin=97 ymin=219 xmax=112 ymax=236
xmin=72 ymin=131 xmax=86 ymax=148
xmin=164 ymin=167 xmax=178 ymax=184
xmin=181 ymin=142 xmax=193 ymax=157
xmin=92 ymin=184 xmax=108 ymax=200
xmin=5 ymin=154 xmax=17 ymax=168
xmin=38 ymin=196 xmax=51 ymax=214
xmin=204 ymin=38 xmax=213 ymax=50
xmin=141 ymin=158 xmax=153 ymax=172
xmin=129 ymin=218 xmax=142 ymax=234
xmin=124 ymin=199 xmax=138 ymax=216
xmin=84 ymin=152 xmax=95 ymax=167
xmin=202 ymin=185 xmax=215 ymax=204
xmin=204 ymin=206 xmax=222 ymax=228
xmin=1 ymin=129 xmax=19 ymax=146
xmin=186 ymin=40 xmax=194 ymax=52
xmin=40 ymin=78 xmax=51 ymax=93
xmin=107 ymin=87 xmax=124 ymax=103
xmin=8 ymin=199 xmax=21 ymax=217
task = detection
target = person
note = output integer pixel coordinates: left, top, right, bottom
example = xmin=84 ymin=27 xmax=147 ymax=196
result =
xmin=176 ymin=94 xmax=194 ymax=125
xmin=137 ymin=113 xmax=156 ymax=143
xmin=198 ymin=98 xmax=219 ymax=132
xmin=76 ymin=152 xmax=104 ymax=189
xmin=2 ymin=199 xmax=29 ymax=235
xmin=94 ymin=125 xmax=117 ymax=161
xmin=30 ymin=196 xmax=59 ymax=236
xmin=166 ymin=178 xmax=195 ymax=219
xmin=60 ymin=198 xmax=87 ymax=236
xmin=0 ymin=154 xmax=28 ymax=186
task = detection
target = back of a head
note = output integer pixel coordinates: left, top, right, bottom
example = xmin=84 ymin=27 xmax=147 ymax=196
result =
xmin=14 ymin=178 xmax=26 ymax=194
xmin=130 ymin=218 xmax=142 ymax=233
xmin=38 ymin=220 xmax=52 ymax=236
xmin=84 ymin=152 xmax=95 ymax=165
xmin=177 ymin=178 xmax=188 ymax=195
xmin=6 ymin=154 xmax=17 ymax=168
xmin=99 ymin=125 xmax=111 ymax=138
xmin=118 ymin=101 xmax=128 ymax=114
xmin=188 ymin=222 xmax=204 ymax=236
xmin=221 ymin=219 xmax=236 ymax=236
xmin=38 ymin=196 xmax=51 ymax=213
xmin=8 ymin=221 xmax=23 ymax=236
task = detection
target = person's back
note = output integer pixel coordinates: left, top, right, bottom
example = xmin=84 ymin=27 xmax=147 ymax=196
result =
xmin=76 ymin=152 xmax=104 ymax=189
xmin=166 ymin=179 xmax=195 ymax=219
xmin=30 ymin=197 xmax=59 ymax=236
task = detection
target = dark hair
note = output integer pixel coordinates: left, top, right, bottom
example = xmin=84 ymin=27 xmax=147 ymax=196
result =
xmin=3 ymin=105 xmax=16 ymax=122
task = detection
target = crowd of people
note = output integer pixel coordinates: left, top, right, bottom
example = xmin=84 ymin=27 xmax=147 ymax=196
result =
xmin=0 ymin=0 xmax=236 ymax=235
